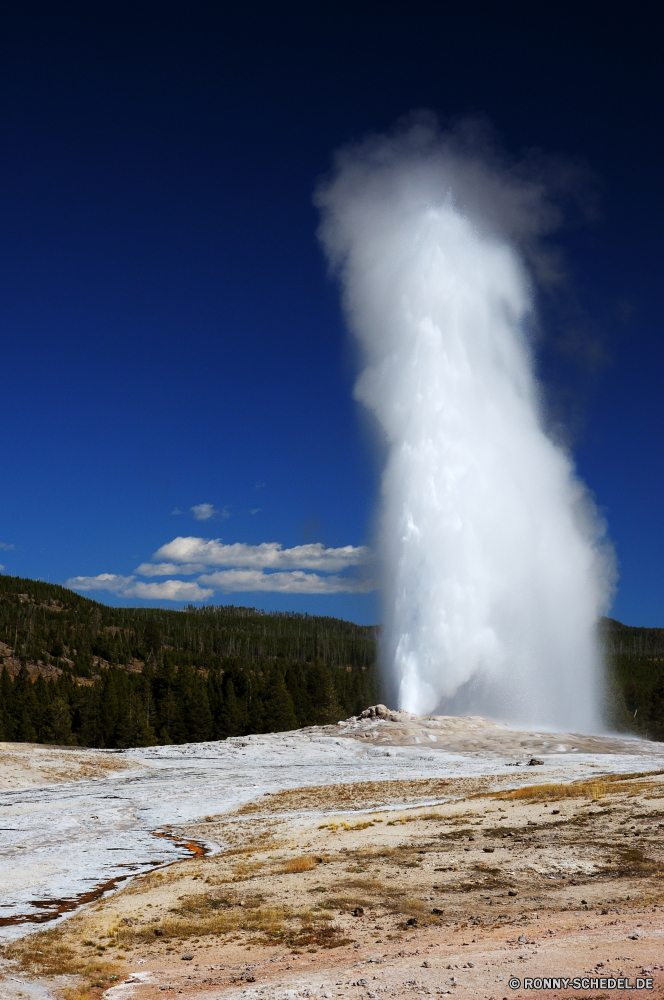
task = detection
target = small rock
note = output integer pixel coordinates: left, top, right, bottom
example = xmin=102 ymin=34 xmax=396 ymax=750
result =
xmin=407 ymin=917 xmax=418 ymax=926
xmin=628 ymin=933 xmax=640 ymax=940
xmin=355 ymin=978 xmax=368 ymax=987
xmin=508 ymin=890 xmax=517 ymax=897
xmin=181 ymin=954 xmax=194 ymax=961
xmin=445 ymin=977 xmax=457 ymax=985
xmin=352 ymin=907 xmax=364 ymax=916
xmin=422 ymin=960 xmax=430 ymax=967
xmin=483 ymin=847 xmax=495 ymax=853
xmin=466 ymin=961 xmax=474 ymax=968
xmin=528 ymin=758 xmax=545 ymax=766
xmin=432 ymin=907 xmax=444 ymax=915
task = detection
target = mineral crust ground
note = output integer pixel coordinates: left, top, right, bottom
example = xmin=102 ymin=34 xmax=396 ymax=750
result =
xmin=1 ymin=710 xmax=664 ymax=999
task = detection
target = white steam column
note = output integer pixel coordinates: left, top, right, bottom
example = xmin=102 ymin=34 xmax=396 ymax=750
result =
xmin=316 ymin=118 xmax=614 ymax=731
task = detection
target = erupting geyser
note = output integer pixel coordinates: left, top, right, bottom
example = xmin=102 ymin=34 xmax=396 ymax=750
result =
xmin=316 ymin=117 xmax=615 ymax=730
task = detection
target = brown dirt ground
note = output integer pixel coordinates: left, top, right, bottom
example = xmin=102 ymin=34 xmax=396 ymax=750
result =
xmin=2 ymin=771 xmax=664 ymax=999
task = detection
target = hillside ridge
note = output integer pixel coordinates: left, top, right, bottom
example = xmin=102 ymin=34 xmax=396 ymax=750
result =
xmin=1 ymin=574 xmax=663 ymax=745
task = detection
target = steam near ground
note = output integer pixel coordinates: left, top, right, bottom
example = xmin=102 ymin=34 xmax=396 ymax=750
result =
xmin=316 ymin=116 xmax=615 ymax=730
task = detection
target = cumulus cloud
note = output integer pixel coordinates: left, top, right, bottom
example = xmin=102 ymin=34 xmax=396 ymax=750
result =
xmin=191 ymin=503 xmax=228 ymax=521
xmin=0 ymin=542 xmax=14 ymax=550
xmin=65 ymin=573 xmax=213 ymax=601
xmin=129 ymin=580 xmax=214 ymax=601
xmin=135 ymin=562 xmax=206 ymax=576
xmin=198 ymin=569 xmax=373 ymax=594
xmin=150 ymin=537 xmax=370 ymax=572
xmin=0 ymin=565 xmax=4 ymax=572
xmin=68 ymin=536 xmax=374 ymax=601
xmin=66 ymin=573 xmax=134 ymax=594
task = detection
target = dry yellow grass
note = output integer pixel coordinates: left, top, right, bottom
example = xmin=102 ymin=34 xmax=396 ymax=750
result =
xmin=1 ymin=926 xmax=122 ymax=999
xmin=236 ymin=777 xmax=495 ymax=814
xmin=284 ymin=855 xmax=317 ymax=873
xmin=493 ymin=771 xmax=661 ymax=803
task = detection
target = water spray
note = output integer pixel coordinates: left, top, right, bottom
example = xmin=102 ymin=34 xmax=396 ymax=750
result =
xmin=316 ymin=117 xmax=614 ymax=730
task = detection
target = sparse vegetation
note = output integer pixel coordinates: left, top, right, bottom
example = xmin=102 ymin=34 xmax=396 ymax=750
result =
xmin=494 ymin=771 xmax=664 ymax=802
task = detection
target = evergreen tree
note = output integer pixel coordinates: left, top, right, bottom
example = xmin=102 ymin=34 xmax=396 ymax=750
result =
xmin=262 ymin=668 xmax=297 ymax=733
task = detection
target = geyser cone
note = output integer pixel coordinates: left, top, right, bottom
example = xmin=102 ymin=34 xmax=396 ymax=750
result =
xmin=316 ymin=117 xmax=615 ymax=731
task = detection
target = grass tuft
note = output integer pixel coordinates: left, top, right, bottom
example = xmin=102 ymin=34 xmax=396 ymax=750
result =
xmin=284 ymin=855 xmax=317 ymax=873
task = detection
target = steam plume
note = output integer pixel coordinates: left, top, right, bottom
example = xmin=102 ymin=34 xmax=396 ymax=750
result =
xmin=316 ymin=116 xmax=615 ymax=730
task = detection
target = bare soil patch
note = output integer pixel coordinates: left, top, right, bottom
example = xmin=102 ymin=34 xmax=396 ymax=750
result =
xmin=3 ymin=769 xmax=664 ymax=999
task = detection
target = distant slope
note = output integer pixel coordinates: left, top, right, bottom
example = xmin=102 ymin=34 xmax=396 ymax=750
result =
xmin=0 ymin=573 xmax=379 ymax=747
xmin=600 ymin=616 xmax=664 ymax=739
xmin=1 ymin=574 xmax=662 ymax=746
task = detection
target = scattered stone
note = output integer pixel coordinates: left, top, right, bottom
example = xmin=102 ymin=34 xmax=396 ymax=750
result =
xmin=181 ymin=954 xmax=194 ymax=961
xmin=508 ymin=890 xmax=517 ymax=897
xmin=352 ymin=907 xmax=364 ymax=916
xmin=483 ymin=847 xmax=495 ymax=853
xmin=528 ymin=758 xmax=545 ymax=766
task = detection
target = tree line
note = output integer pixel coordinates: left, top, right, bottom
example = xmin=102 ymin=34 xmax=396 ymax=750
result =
xmin=3 ymin=575 xmax=664 ymax=746
xmin=0 ymin=574 xmax=379 ymax=747
xmin=600 ymin=616 xmax=664 ymax=740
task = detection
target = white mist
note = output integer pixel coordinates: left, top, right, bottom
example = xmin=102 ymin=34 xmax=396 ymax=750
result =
xmin=316 ymin=118 xmax=615 ymax=731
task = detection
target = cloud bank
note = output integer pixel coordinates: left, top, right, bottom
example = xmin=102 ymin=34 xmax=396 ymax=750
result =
xmin=66 ymin=537 xmax=373 ymax=601
xmin=65 ymin=573 xmax=214 ymax=602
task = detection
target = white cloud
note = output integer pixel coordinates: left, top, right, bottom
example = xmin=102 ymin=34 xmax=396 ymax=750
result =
xmin=0 ymin=564 xmax=4 ymax=572
xmin=129 ymin=580 xmax=214 ymax=601
xmin=198 ymin=569 xmax=374 ymax=594
xmin=135 ymin=562 xmax=206 ymax=576
xmin=65 ymin=573 xmax=212 ymax=602
xmin=68 ymin=536 xmax=374 ymax=603
xmin=191 ymin=503 xmax=229 ymax=521
xmin=66 ymin=573 xmax=134 ymax=593
xmin=250 ymin=508 xmax=261 ymax=515
xmin=0 ymin=542 xmax=14 ymax=550
xmin=151 ymin=537 xmax=371 ymax=572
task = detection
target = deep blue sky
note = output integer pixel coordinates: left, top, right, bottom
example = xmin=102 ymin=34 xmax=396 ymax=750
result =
xmin=0 ymin=2 xmax=662 ymax=625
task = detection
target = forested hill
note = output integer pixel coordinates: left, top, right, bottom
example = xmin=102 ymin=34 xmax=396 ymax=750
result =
xmin=600 ymin=616 xmax=664 ymax=739
xmin=0 ymin=574 xmax=379 ymax=747
xmin=2 ymin=574 xmax=663 ymax=747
